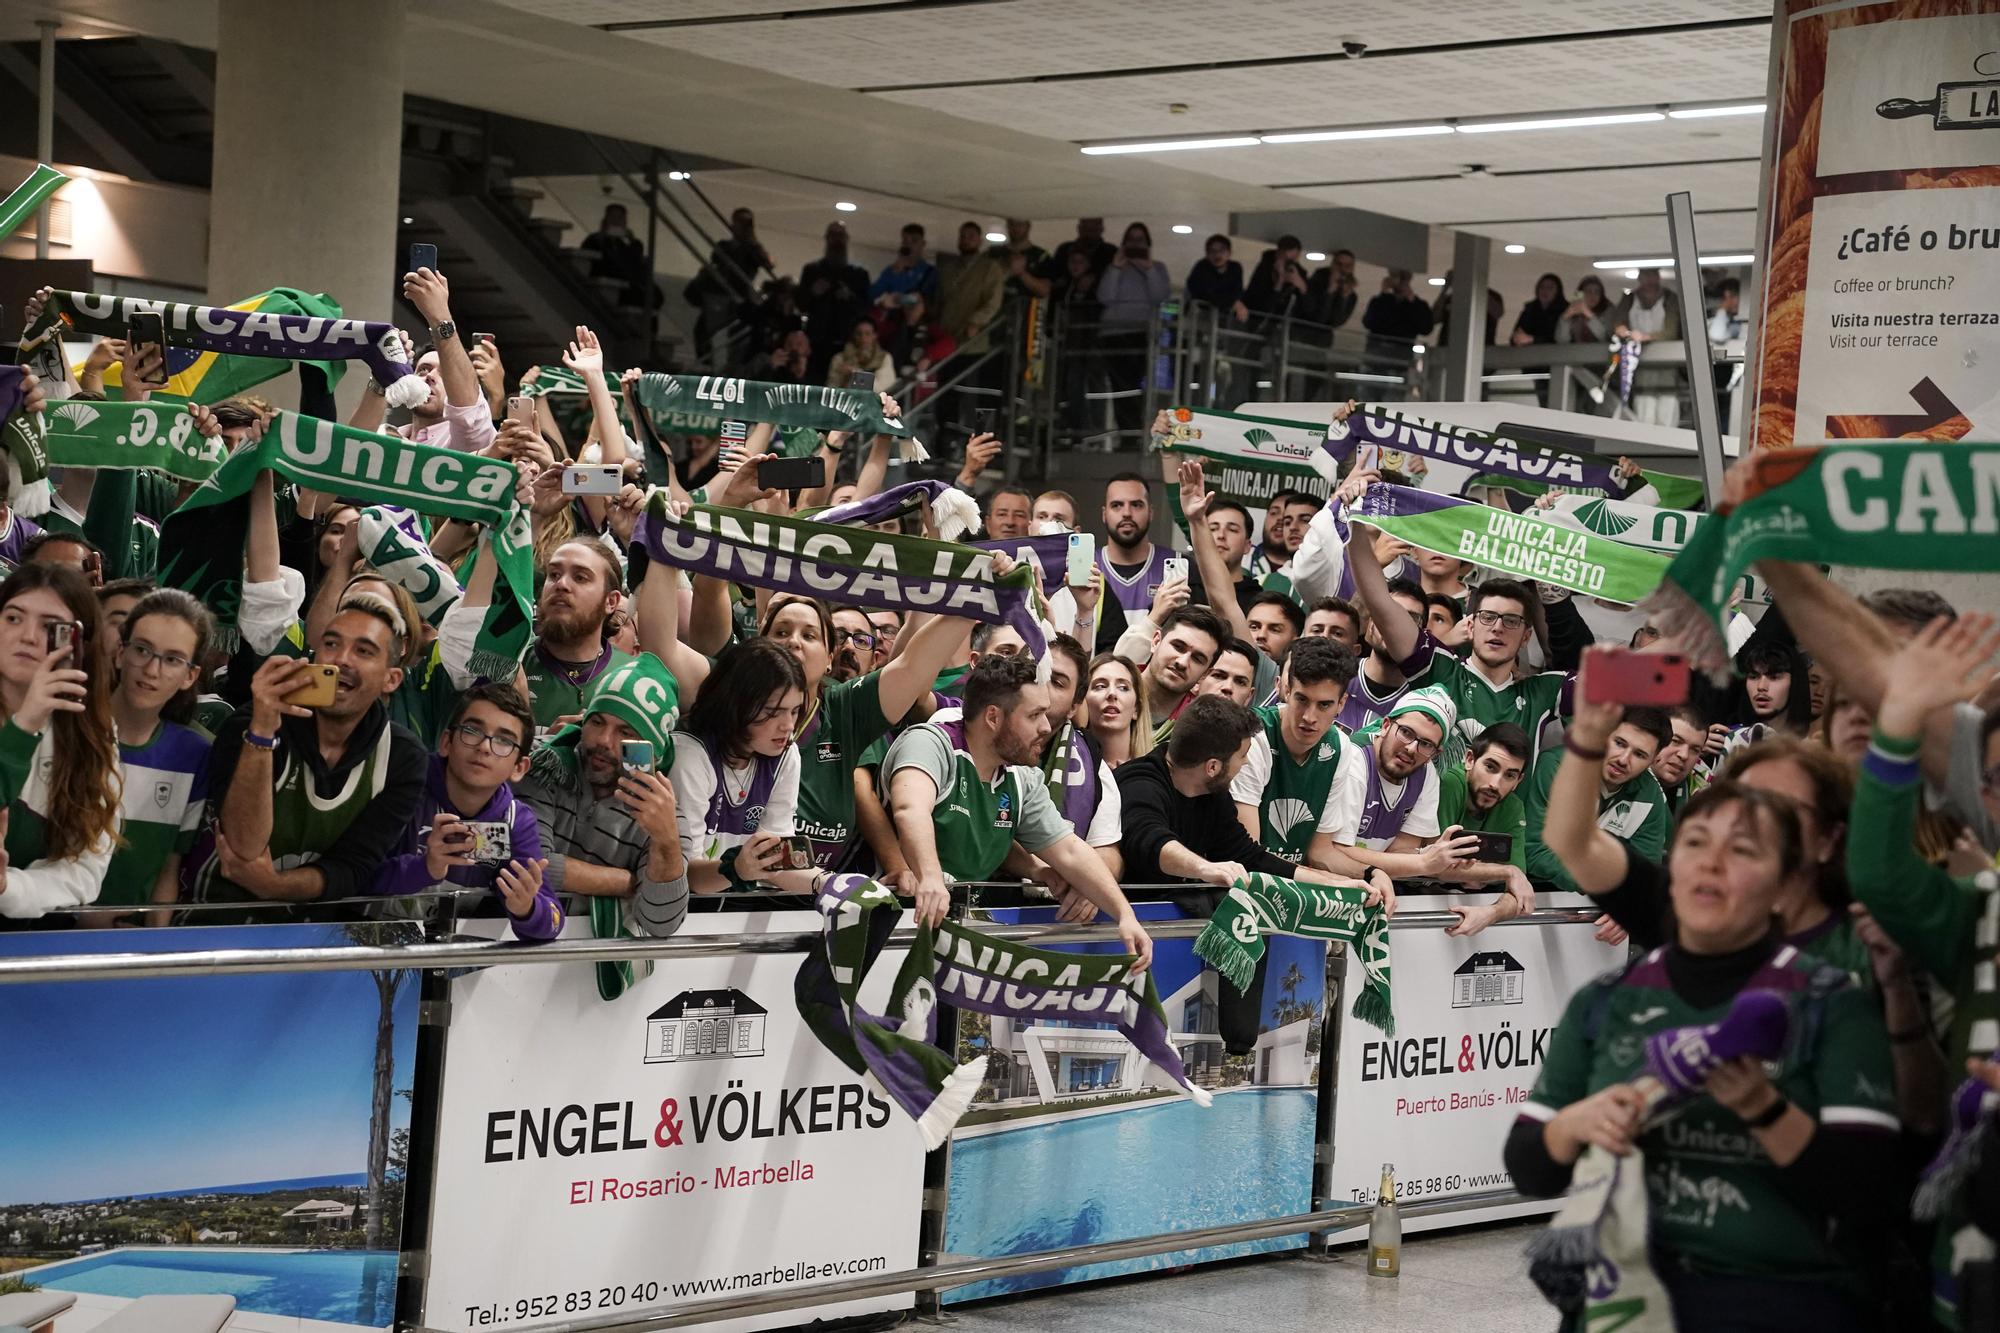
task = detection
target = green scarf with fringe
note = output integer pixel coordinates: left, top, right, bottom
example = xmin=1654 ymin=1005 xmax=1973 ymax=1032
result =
xmin=1195 ymin=872 xmax=1394 ymax=1034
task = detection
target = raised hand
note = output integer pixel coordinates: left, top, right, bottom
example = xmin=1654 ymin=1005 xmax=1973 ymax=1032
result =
xmin=563 ymin=325 xmax=605 ymax=377
xmin=1176 ymin=458 xmax=1212 ymax=523
xmin=1876 ymin=612 xmax=2000 ymax=739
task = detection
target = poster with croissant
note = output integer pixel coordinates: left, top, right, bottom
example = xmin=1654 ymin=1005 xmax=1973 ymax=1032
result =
xmin=1752 ymin=0 xmax=2000 ymax=449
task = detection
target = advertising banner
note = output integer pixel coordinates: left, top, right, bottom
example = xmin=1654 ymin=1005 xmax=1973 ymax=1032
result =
xmin=943 ymin=901 xmax=1325 ymax=1303
xmin=1751 ymin=0 xmax=2000 ymax=448
xmin=421 ymin=912 xmax=925 ymax=1332
xmin=1320 ymin=899 xmax=1623 ymax=1243
xmin=0 ymin=923 xmax=419 ymax=1331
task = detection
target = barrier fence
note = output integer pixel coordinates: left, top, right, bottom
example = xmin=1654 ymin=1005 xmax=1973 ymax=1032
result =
xmin=0 ymin=888 xmax=1613 ymax=1333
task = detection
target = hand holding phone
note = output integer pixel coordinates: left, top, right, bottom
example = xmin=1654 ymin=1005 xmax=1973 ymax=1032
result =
xmin=281 ymin=663 xmax=341 ymax=710
xmin=126 ymin=312 xmax=169 ymax=388
xmin=621 ymin=740 xmax=657 ymax=773
xmin=1065 ymin=532 xmax=1096 ymax=588
xmin=409 ymin=242 xmax=439 ymax=274
xmin=1162 ymin=555 xmax=1190 ymax=587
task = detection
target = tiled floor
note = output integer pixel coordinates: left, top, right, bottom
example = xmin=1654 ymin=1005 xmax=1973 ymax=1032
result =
xmin=945 ymin=1221 xmax=1556 ymax=1333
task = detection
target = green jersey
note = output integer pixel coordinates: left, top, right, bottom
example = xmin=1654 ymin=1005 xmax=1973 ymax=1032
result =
xmin=1523 ymin=749 xmax=1668 ymax=891
xmin=1228 ymin=707 xmax=1361 ymax=865
xmin=100 ymin=721 xmax=212 ymax=908
xmin=794 ymin=672 xmax=893 ymax=868
xmin=1410 ymin=641 xmax=1568 ymax=767
xmin=1436 ymin=764 xmax=1527 ymax=870
xmin=523 ymin=642 xmax=633 ymax=730
xmin=883 ymin=720 xmax=1069 ymax=882
xmin=1526 ymin=945 xmax=1897 ymax=1284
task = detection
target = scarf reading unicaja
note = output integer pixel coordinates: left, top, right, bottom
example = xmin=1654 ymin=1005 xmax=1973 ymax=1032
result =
xmin=633 ymin=496 xmax=1047 ymax=656
xmin=1193 ymin=873 xmax=1394 ymax=1034
xmin=157 ymin=412 xmax=533 ymax=673
xmin=25 ymin=289 xmax=430 ymax=408
xmin=1639 ymin=441 xmax=2000 ymax=675
xmin=798 ymin=875 xmax=1210 ymax=1150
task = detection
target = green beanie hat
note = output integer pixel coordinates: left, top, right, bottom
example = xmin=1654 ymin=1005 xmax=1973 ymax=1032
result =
xmin=581 ymin=651 xmax=681 ymax=761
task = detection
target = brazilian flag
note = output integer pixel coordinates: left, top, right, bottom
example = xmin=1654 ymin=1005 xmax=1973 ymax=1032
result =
xmin=87 ymin=287 xmax=349 ymax=403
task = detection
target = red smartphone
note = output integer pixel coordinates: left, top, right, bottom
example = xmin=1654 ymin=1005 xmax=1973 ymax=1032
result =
xmin=1579 ymin=645 xmax=1690 ymax=707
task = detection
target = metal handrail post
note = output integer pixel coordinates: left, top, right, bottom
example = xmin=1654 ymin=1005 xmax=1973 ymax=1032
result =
xmin=1001 ymin=298 xmax=1024 ymax=486
xmin=1277 ymin=314 xmax=1294 ymax=400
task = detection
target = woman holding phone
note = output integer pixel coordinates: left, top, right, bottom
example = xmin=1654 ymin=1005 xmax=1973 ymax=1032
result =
xmin=0 ymin=564 xmax=123 ymax=926
xmin=670 ymin=638 xmax=806 ymax=895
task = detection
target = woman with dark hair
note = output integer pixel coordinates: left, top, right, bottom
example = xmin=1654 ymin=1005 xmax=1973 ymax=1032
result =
xmin=671 ymin=637 xmax=807 ymax=895
xmin=95 ymin=588 xmax=215 ymax=921
xmin=1730 ymin=641 xmax=1815 ymax=741
xmin=1516 ymin=718 xmax=1902 ymax=1328
xmin=1556 ymin=274 xmax=1614 ymax=345
xmin=0 ymin=564 xmax=123 ymax=925
xmin=1510 ymin=273 xmax=1568 ymax=345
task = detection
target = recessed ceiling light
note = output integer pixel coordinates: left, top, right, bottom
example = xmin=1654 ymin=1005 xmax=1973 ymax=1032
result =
xmin=1426 ymin=277 xmax=1445 ymax=286
xmin=1305 ymin=251 xmax=1327 ymax=262
xmin=834 ymin=201 xmax=857 ymax=212
xmin=985 ymin=231 xmax=1007 ymax=243
xmin=667 ymin=170 xmax=688 ymax=181
xmin=1624 ymin=269 xmax=1640 ymax=280
xmin=401 ymin=216 xmax=414 ymax=225
xmin=1259 ymin=123 xmax=1453 ymax=144
xmin=1171 ymin=224 xmax=1193 ymax=234
xmin=1504 ymin=243 xmax=1526 ymax=254
xmin=1699 ymin=253 xmax=1756 ymax=265
xmin=1593 ymin=258 xmax=1673 ymax=269
xmin=1411 ymin=344 xmax=1427 ymax=355
xmin=1667 ymin=103 xmax=1765 ymax=119
xmin=1458 ymin=110 xmax=1665 ymax=134
xmin=1080 ymin=136 xmax=1262 ymax=155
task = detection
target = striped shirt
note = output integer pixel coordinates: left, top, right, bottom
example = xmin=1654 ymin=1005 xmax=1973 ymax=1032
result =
xmin=517 ymin=752 xmax=689 ymax=939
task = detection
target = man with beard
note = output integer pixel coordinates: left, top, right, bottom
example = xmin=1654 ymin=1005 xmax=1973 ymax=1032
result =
xmin=1092 ymin=472 xmax=1176 ymax=653
xmin=192 ymin=591 xmax=427 ymax=907
xmin=517 ymin=656 xmax=690 ymax=977
xmin=1327 ymin=687 xmax=1480 ymax=884
xmin=1135 ymin=604 xmax=1226 ymax=743
xmin=349 ymin=267 xmax=495 ymax=453
xmin=1650 ymin=705 xmax=1711 ymax=814
xmin=829 ymin=607 xmax=880 ymax=684
xmin=1524 ymin=705 xmax=1671 ymax=892
xmin=886 ymin=653 xmax=1151 ymax=963
xmin=448 ymin=538 xmax=627 ymax=730
xmin=1428 ymin=723 xmax=1539 ymax=932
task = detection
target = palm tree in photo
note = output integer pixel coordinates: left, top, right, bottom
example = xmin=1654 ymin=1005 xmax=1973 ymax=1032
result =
xmin=342 ymin=924 xmax=412 ymax=1250
xmin=1278 ymin=960 xmax=1304 ymax=1011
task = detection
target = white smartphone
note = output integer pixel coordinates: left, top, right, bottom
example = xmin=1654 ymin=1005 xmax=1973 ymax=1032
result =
xmin=1162 ymin=555 xmax=1189 ymax=586
xmin=561 ymin=464 xmax=623 ymax=495
xmin=1065 ymin=532 xmax=1095 ymax=587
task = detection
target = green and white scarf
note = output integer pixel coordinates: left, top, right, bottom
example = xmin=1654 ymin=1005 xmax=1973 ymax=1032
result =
xmin=1640 ymin=441 xmax=2000 ymax=673
xmin=158 ymin=412 xmax=533 ymax=671
xmin=1154 ymin=407 xmax=1332 ymax=510
xmin=1194 ymin=872 xmax=1394 ymax=1034
xmin=40 ymin=398 xmax=230 ymax=482
xmin=0 ymin=163 xmax=66 ymax=241
xmin=1351 ymin=483 xmax=1670 ymax=606
xmin=356 ymin=506 xmax=462 ymax=628
xmin=634 ymin=372 xmax=914 ymax=440
xmin=1526 ymin=1143 xmax=1673 ymax=1331
xmin=1475 ymin=469 xmax=1706 ymax=512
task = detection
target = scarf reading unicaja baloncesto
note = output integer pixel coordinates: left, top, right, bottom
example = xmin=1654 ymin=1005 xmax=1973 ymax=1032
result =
xmin=798 ymin=875 xmax=1210 ymax=1150
xmin=25 ymin=289 xmax=430 ymax=408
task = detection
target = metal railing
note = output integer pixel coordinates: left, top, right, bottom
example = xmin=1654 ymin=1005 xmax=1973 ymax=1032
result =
xmin=425 ymin=1185 xmax=1527 ymax=1333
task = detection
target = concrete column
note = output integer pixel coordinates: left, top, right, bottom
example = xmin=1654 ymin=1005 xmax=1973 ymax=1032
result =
xmin=1441 ymin=231 xmax=1490 ymax=402
xmin=206 ymin=0 xmax=405 ymax=413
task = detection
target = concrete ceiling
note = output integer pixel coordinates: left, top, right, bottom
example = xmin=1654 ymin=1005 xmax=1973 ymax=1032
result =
xmin=3 ymin=0 xmax=1776 ymax=261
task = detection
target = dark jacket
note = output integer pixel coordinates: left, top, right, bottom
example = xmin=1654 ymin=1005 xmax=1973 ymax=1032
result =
xmin=1113 ymin=751 xmax=1294 ymax=885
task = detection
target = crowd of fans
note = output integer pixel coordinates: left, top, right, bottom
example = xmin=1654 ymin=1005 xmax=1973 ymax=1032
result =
xmin=2 ymin=207 xmax=1995 ymax=1327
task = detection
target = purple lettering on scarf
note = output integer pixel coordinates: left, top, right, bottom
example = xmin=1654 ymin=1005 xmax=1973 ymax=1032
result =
xmin=1323 ymin=410 xmax=1637 ymax=498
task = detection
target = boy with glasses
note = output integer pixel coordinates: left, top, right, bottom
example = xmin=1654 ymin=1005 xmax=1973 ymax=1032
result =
xmin=376 ymin=682 xmax=559 ymax=939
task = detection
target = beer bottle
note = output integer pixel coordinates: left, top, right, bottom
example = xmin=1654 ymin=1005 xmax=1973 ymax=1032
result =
xmin=1367 ymin=1162 xmax=1400 ymax=1278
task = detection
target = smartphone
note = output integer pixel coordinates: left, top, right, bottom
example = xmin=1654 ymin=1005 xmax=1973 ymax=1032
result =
xmin=282 ymin=663 xmax=340 ymax=710
xmin=1470 ymin=831 xmax=1514 ymax=865
xmin=561 ymin=464 xmax=624 ymax=496
xmin=758 ymin=454 xmax=826 ymax=492
xmin=845 ymin=370 xmax=875 ymax=392
xmin=973 ymin=406 xmax=998 ymax=436
xmin=781 ymin=836 xmax=816 ymax=871
xmin=465 ymin=821 xmax=512 ymax=865
xmin=506 ymin=394 xmax=532 ymax=425
xmin=621 ymin=739 xmax=656 ymax=773
xmin=409 ymin=242 xmax=438 ymax=273
xmin=127 ymin=311 xmax=169 ymax=387
xmin=45 ymin=621 xmax=74 ymax=655
xmin=1162 ymin=555 xmax=1189 ymax=586
xmin=1065 ymin=532 xmax=1096 ymax=587
xmin=471 ymin=331 xmax=495 ymax=346
xmin=1579 ymin=645 xmax=1691 ymax=707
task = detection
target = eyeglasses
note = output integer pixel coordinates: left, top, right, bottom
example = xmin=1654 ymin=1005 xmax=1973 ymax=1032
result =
xmin=833 ymin=628 xmax=877 ymax=650
xmin=1471 ymin=609 xmax=1529 ymax=631
xmin=1388 ymin=721 xmax=1441 ymax=757
xmin=122 ymin=641 xmax=195 ymax=674
xmin=452 ymin=722 xmax=523 ymax=757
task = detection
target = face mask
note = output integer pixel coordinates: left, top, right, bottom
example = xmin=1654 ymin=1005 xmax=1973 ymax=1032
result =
xmin=1032 ymin=519 xmax=1071 ymax=536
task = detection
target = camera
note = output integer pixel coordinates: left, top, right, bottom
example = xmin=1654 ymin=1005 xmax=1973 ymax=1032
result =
xmin=1340 ymin=38 xmax=1368 ymax=58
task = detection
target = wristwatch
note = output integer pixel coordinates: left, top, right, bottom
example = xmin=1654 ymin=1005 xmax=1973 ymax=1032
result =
xmin=428 ymin=320 xmax=457 ymax=344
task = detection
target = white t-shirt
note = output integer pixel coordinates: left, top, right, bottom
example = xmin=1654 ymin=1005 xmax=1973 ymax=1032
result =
xmin=668 ymin=733 xmax=800 ymax=863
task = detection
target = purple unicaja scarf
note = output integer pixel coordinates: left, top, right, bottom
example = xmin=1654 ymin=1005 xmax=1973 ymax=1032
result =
xmin=796 ymin=874 xmax=1208 ymax=1150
